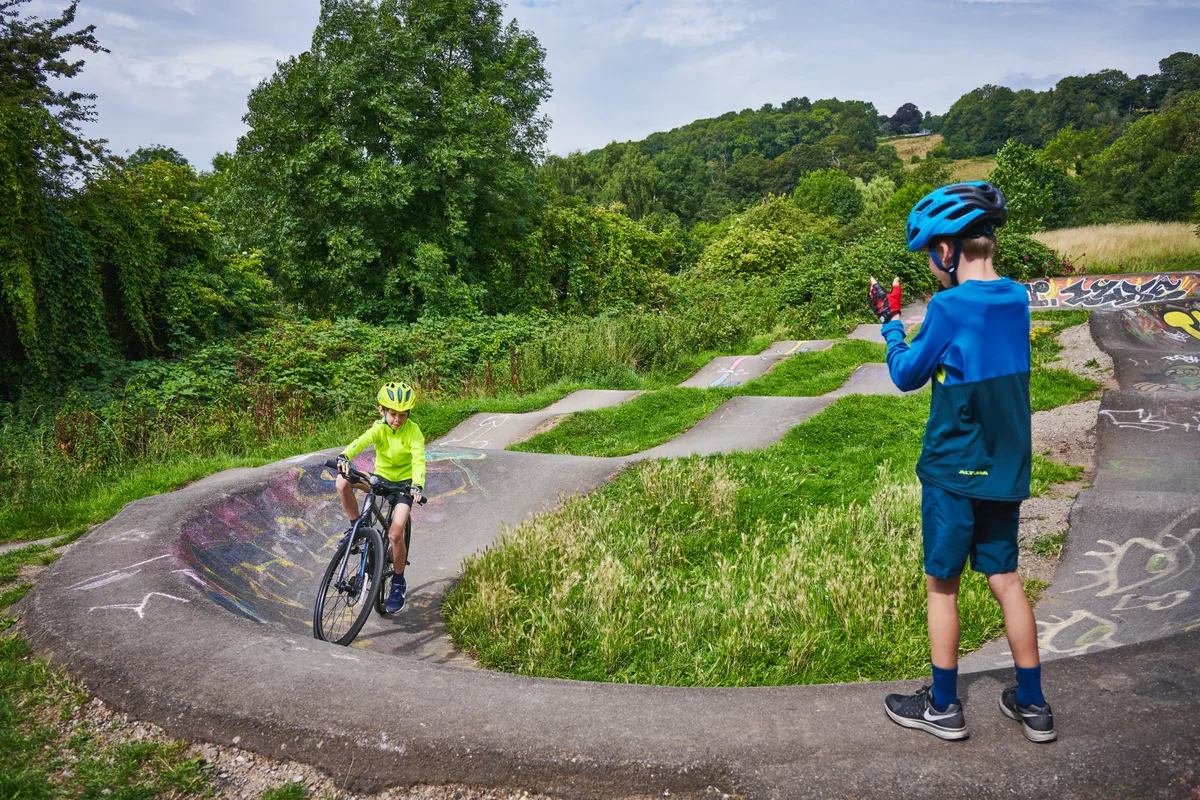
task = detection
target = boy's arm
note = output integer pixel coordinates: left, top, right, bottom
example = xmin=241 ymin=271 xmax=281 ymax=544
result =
xmin=409 ymin=423 xmax=426 ymax=489
xmin=341 ymin=426 xmax=376 ymax=461
xmin=882 ymin=300 xmax=951 ymax=392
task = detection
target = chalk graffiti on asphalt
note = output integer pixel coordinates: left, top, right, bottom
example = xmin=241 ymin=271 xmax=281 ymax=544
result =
xmin=1099 ymin=408 xmax=1200 ymax=433
xmin=1035 ymin=610 xmax=1120 ymax=657
xmin=70 ymin=554 xmax=173 ymax=591
xmin=1027 ymin=274 xmax=1200 ymax=309
xmin=1065 ymin=507 xmax=1196 ymax=616
xmin=88 ymin=591 xmax=189 ymax=619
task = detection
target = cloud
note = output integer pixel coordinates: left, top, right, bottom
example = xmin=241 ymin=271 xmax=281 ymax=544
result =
xmin=113 ymin=43 xmax=288 ymax=92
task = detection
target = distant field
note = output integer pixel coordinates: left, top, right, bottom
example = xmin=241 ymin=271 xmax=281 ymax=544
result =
xmin=947 ymin=157 xmax=996 ymax=182
xmin=1033 ymin=222 xmax=1200 ymax=273
xmin=883 ymin=133 xmax=943 ymax=161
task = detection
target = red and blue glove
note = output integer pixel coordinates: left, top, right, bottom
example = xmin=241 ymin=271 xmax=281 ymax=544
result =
xmin=868 ymin=277 xmax=903 ymax=323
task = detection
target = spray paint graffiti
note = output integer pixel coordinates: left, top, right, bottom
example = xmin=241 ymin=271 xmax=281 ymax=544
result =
xmin=1134 ymin=364 xmax=1200 ymax=394
xmin=177 ymin=448 xmax=488 ymax=637
xmin=1164 ymin=309 xmax=1200 ymax=341
xmin=1027 ymin=274 xmax=1200 ymax=309
xmin=1122 ymin=302 xmax=1200 ymax=350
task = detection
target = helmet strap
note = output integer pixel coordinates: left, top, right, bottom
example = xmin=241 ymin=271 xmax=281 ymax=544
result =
xmin=929 ymin=240 xmax=963 ymax=287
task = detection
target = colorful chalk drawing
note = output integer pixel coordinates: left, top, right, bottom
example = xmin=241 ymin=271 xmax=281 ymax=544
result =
xmin=177 ymin=447 xmax=488 ymax=637
xmin=709 ymin=356 xmax=750 ymax=388
xmin=1027 ymin=273 xmax=1200 ymax=309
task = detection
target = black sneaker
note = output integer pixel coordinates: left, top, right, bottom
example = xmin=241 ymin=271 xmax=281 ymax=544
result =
xmin=384 ymin=573 xmax=407 ymax=613
xmin=1000 ymin=686 xmax=1057 ymax=742
xmin=884 ymin=685 xmax=968 ymax=740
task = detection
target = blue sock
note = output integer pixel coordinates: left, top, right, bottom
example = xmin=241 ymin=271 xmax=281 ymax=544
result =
xmin=931 ymin=664 xmax=959 ymax=711
xmin=1015 ymin=665 xmax=1045 ymax=707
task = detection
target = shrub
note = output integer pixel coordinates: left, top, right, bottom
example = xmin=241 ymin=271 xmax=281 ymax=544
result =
xmin=793 ymin=169 xmax=865 ymax=224
xmin=994 ymin=232 xmax=1075 ymax=281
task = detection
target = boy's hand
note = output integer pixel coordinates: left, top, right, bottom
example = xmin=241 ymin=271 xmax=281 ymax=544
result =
xmin=868 ymin=277 xmax=903 ymax=323
xmin=336 ymin=455 xmax=351 ymax=476
xmin=411 ymin=485 xmax=423 ymax=503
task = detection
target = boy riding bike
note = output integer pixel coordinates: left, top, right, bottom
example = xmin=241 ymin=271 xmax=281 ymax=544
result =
xmin=869 ymin=182 xmax=1055 ymax=743
xmin=336 ymin=381 xmax=425 ymax=614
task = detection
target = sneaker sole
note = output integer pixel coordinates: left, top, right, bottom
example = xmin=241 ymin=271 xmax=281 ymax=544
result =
xmin=885 ymin=705 xmax=969 ymax=740
xmin=998 ymin=697 xmax=1057 ymax=742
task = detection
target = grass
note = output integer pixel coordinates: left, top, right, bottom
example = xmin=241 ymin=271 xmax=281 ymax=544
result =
xmin=1029 ymin=309 xmax=1101 ymax=411
xmin=883 ymin=133 xmax=943 ymax=161
xmin=511 ymin=340 xmax=886 ymax=457
xmin=1029 ymin=530 xmax=1068 ymax=558
xmin=1033 ymin=222 xmax=1200 ymax=274
xmin=0 ymin=381 xmax=597 ymax=547
xmin=948 ymin=157 xmax=997 ymax=182
xmin=448 ymin=392 xmax=1071 ymax=687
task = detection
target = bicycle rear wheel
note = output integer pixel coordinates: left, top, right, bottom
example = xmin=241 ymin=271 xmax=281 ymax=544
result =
xmin=313 ymin=526 xmax=384 ymax=645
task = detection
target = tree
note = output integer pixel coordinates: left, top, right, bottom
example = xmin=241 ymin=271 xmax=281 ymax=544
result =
xmin=1148 ymin=52 xmax=1200 ymax=108
xmin=987 ymin=140 xmax=1077 ymax=232
xmin=1078 ymin=91 xmax=1200 ymax=222
xmin=227 ymin=0 xmax=550 ymax=320
xmin=888 ymin=103 xmax=923 ymax=135
xmin=0 ymin=0 xmax=108 ymax=192
xmin=793 ymin=169 xmax=864 ymax=224
xmin=0 ymin=0 xmax=111 ymax=386
xmin=124 ymin=144 xmax=189 ymax=170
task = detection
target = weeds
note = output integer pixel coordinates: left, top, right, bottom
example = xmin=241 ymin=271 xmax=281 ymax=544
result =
xmin=1029 ymin=531 xmax=1068 ymax=558
xmin=1033 ymin=222 xmax=1200 ymax=273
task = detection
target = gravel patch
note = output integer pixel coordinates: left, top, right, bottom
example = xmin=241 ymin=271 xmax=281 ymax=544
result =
xmin=1047 ymin=323 xmax=1118 ymax=389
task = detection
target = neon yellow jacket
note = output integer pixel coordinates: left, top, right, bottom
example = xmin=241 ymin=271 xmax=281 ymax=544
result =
xmin=341 ymin=419 xmax=426 ymax=486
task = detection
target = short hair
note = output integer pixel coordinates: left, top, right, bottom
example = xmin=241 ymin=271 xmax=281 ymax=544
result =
xmin=931 ymin=234 xmax=996 ymax=260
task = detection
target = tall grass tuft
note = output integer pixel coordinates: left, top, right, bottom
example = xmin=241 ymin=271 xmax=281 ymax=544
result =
xmin=445 ymin=460 xmax=1005 ymax=686
xmin=1033 ymin=222 xmax=1200 ymax=273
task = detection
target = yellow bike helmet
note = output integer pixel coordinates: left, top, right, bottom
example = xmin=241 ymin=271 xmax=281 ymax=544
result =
xmin=377 ymin=381 xmax=416 ymax=412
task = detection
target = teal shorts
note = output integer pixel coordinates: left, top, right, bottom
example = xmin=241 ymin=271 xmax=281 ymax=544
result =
xmin=921 ymin=482 xmax=1021 ymax=579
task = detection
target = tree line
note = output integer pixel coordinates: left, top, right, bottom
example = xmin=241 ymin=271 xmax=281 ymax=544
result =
xmin=2 ymin=0 xmax=1197 ymax=408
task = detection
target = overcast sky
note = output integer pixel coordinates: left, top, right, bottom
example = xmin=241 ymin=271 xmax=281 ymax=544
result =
xmin=27 ymin=0 xmax=1200 ymax=169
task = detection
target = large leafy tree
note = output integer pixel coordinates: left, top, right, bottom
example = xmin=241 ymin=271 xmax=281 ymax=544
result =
xmin=0 ymin=0 xmax=111 ymax=386
xmin=228 ymin=0 xmax=550 ymax=321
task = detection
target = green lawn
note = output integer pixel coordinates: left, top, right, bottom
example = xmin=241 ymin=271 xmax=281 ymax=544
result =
xmin=446 ymin=393 xmax=1074 ymax=687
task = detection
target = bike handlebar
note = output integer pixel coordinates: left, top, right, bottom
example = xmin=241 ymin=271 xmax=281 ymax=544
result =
xmin=324 ymin=458 xmax=428 ymax=504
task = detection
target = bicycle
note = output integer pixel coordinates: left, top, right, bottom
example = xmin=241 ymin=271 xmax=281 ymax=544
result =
xmin=312 ymin=458 xmax=427 ymax=645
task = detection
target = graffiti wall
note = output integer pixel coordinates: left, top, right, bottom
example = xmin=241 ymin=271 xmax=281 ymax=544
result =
xmin=1026 ymin=273 xmax=1200 ymax=309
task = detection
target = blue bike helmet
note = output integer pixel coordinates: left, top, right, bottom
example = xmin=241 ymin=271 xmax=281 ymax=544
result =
xmin=906 ymin=181 xmax=1007 ymax=284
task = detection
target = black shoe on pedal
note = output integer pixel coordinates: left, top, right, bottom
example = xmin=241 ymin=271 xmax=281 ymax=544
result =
xmin=1000 ymin=686 xmax=1056 ymax=742
xmin=884 ymin=685 xmax=968 ymax=740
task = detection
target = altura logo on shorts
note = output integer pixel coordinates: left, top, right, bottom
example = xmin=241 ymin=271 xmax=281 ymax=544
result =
xmin=958 ymin=469 xmax=989 ymax=476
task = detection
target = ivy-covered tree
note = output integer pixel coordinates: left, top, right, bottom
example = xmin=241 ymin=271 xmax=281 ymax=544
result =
xmin=226 ymin=0 xmax=551 ymax=320
xmin=0 ymin=0 xmax=111 ymax=387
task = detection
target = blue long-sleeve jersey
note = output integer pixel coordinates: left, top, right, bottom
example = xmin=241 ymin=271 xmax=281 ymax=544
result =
xmin=883 ymin=278 xmax=1032 ymax=501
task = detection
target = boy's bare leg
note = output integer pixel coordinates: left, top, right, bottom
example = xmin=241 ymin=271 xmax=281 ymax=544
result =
xmin=987 ymin=571 xmax=1040 ymax=668
xmin=388 ymin=504 xmax=411 ymax=575
xmin=335 ymin=476 xmax=359 ymax=520
xmin=927 ymin=575 xmax=962 ymax=668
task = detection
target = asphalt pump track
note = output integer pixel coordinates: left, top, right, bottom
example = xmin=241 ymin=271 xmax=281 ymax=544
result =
xmin=19 ymin=296 xmax=1200 ymax=798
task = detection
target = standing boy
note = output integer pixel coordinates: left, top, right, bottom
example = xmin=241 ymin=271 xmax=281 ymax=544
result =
xmin=868 ymin=182 xmax=1055 ymax=743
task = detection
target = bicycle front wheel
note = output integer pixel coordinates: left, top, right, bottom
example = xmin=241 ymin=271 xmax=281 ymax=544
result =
xmin=313 ymin=526 xmax=384 ymax=645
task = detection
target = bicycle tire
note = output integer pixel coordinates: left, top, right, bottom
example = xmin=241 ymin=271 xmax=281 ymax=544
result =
xmin=312 ymin=526 xmax=384 ymax=645
xmin=374 ymin=540 xmax=394 ymax=616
